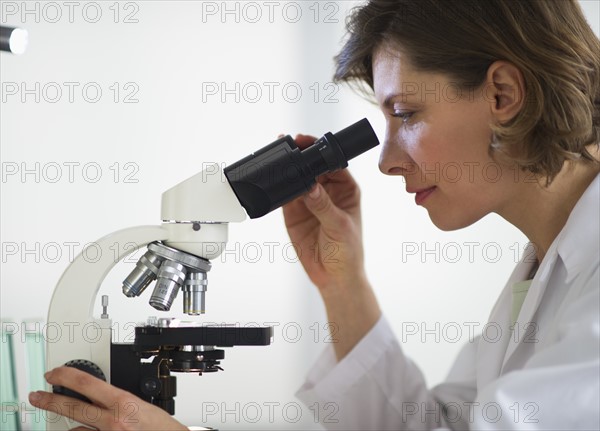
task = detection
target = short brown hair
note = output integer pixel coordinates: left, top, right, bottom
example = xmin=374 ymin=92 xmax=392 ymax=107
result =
xmin=335 ymin=0 xmax=600 ymax=181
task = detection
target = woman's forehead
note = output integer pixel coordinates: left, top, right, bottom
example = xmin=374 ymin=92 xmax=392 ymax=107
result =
xmin=372 ymin=48 xmax=426 ymax=100
xmin=372 ymin=43 xmax=422 ymax=81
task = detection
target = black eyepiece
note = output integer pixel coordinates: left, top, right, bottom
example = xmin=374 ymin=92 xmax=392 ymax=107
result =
xmin=224 ymin=118 xmax=380 ymax=219
xmin=333 ymin=118 xmax=380 ymax=161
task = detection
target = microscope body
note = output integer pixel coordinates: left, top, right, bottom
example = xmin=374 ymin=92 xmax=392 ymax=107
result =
xmin=46 ymin=164 xmax=253 ymax=431
xmin=45 ymin=119 xmax=380 ymax=430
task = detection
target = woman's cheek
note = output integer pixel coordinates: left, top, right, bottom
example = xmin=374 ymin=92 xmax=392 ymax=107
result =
xmin=404 ymin=124 xmax=440 ymax=168
xmin=401 ymin=123 xmax=426 ymax=153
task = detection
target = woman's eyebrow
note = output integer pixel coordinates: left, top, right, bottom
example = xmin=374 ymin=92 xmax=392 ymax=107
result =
xmin=383 ymin=93 xmax=414 ymax=107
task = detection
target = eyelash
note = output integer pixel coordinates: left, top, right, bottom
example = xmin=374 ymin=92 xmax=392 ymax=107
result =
xmin=392 ymin=110 xmax=414 ymax=123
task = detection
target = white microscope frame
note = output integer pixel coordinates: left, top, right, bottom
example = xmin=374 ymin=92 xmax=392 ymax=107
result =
xmin=46 ymin=164 xmax=246 ymax=430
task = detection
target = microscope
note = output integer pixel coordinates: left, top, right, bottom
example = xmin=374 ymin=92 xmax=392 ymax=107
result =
xmin=45 ymin=118 xmax=379 ymax=430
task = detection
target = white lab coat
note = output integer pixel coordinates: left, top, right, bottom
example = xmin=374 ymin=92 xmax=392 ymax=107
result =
xmin=296 ymin=174 xmax=600 ymax=430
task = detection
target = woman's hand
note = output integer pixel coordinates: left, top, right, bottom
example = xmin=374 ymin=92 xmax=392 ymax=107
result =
xmin=29 ymin=367 xmax=189 ymax=431
xmin=283 ymin=134 xmax=367 ymax=295
xmin=282 ymin=134 xmax=381 ymax=360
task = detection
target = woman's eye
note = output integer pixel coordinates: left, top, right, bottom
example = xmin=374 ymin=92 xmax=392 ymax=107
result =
xmin=392 ymin=110 xmax=414 ymax=123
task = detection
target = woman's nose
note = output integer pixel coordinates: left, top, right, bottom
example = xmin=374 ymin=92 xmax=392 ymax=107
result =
xmin=378 ymin=129 xmax=414 ymax=176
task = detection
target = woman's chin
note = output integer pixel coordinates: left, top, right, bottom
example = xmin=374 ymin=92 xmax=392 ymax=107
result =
xmin=428 ymin=211 xmax=481 ymax=232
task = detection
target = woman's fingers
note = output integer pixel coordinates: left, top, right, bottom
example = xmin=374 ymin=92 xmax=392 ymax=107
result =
xmin=43 ymin=367 xmax=126 ymax=409
xmin=294 ymin=134 xmax=318 ymax=149
xmin=29 ymin=390 xmax=103 ymax=428
xmin=29 ymin=367 xmax=190 ymax=431
xmin=277 ymin=133 xmax=317 ymax=150
xmin=303 ymin=184 xmax=350 ymax=235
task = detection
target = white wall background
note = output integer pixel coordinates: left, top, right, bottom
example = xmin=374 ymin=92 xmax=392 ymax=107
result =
xmin=1 ymin=1 xmax=598 ymax=430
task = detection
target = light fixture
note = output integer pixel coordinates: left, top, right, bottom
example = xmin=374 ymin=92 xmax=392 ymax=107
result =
xmin=1 ymin=26 xmax=28 ymax=55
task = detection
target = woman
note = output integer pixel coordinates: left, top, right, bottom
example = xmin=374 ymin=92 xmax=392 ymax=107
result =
xmin=30 ymin=0 xmax=599 ymax=429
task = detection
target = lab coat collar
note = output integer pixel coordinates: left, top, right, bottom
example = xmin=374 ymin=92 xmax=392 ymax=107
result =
xmin=502 ymin=173 xmax=600 ymax=367
xmin=556 ymin=173 xmax=600 ymax=284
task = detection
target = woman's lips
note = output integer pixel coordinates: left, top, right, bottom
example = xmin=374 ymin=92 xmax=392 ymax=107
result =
xmin=408 ymin=186 xmax=437 ymax=205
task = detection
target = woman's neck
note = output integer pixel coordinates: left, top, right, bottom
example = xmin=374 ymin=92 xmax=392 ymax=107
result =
xmin=499 ymin=150 xmax=600 ymax=263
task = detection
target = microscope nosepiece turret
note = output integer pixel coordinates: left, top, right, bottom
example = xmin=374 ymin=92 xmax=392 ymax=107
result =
xmin=122 ymin=242 xmax=211 ymax=314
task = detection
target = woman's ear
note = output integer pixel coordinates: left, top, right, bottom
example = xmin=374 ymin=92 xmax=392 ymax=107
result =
xmin=486 ymin=61 xmax=526 ymax=123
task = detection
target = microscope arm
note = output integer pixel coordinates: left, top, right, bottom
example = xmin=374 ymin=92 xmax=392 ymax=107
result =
xmin=46 ymin=226 xmax=168 ymax=379
xmin=45 ymin=226 xmax=170 ymax=431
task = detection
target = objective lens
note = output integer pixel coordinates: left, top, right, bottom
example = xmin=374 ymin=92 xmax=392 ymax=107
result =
xmin=224 ymin=118 xmax=379 ymax=219
xmin=149 ymin=261 xmax=187 ymax=311
xmin=183 ymin=272 xmax=208 ymax=315
xmin=122 ymin=251 xmax=164 ymax=297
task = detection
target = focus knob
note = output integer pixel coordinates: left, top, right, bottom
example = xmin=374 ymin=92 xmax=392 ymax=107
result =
xmin=52 ymin=359 xmax=106 ymax=403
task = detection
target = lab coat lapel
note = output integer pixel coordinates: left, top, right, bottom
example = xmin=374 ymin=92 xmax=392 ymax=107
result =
xmin=500 ymin=174 xmax=599 ymax=369
xmin=501 ymin=246 xmax=559 ymax=369
xmin=476 ymin=250 xmax=536 ymax=388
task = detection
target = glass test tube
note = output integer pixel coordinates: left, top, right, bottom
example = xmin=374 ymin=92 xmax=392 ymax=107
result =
xmin=23 ymin=320 xmax=45 ymax=431
xmin=1 ymin=320 xmax=21 ymax=431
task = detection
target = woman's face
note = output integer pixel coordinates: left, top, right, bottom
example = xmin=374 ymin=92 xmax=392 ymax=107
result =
xmin=373 ymin=46 xmax=520 ymax=231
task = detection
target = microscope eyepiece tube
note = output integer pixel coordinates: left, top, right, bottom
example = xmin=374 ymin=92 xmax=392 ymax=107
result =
xmin=149 ymin=261 xmax=187 ymax=311
xmin=224 ymin=118 xmax=379 ymax=219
